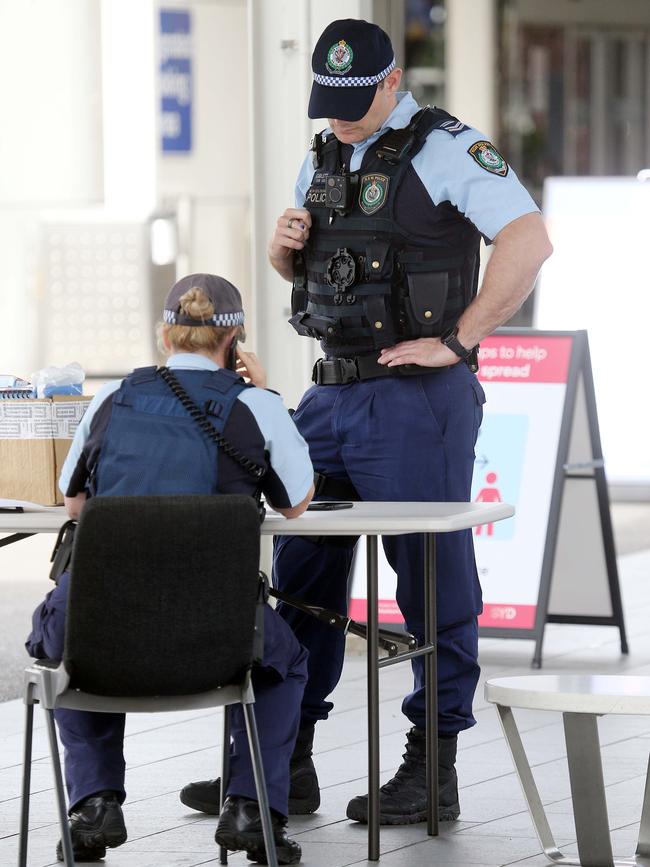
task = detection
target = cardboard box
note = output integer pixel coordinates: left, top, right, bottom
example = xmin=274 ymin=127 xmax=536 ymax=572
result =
xmin=0 ymin=396 xmax=92 ymax=505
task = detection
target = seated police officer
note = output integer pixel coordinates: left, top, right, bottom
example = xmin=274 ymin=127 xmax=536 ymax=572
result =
xmin=26 ymin=274 xmax=314 ymax=865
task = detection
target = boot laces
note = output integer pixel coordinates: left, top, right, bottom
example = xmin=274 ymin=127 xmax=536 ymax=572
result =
xmin=379 ymin=739 xmax=425 ymax=796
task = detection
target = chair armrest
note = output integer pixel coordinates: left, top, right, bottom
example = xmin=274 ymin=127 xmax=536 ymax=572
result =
xmin=24 ymin=660 xmax=70 ymax=709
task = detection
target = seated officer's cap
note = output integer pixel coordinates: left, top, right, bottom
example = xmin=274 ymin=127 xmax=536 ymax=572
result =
xmin=308 ymin=19 xmax=395 ymax=122
xmin=163 ymin=273 xmax=245 ymax=327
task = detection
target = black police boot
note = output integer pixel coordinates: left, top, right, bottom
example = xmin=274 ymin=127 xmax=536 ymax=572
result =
xmin=345 ymin=728 xmax=460 ymax=825
xmin=215 ymin=796 xmax=301 ymax=865
xmin=180 ymin=725 xmax=320 ymax=816
xmin=288 ymin=724 xmax=320 ymax=814
xmin=180 ymin=778 xmax=222 ymax=815
xmin=55 ymin=791 xmax=127 ymax=862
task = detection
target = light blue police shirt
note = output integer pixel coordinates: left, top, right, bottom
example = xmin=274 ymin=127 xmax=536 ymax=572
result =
xmin=295 ymin=91 xmax=538 ymax=243
xmin=59 ymin=353 xmax=314 ymax=508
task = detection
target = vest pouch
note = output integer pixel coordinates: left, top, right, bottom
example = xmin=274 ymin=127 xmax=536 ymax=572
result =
xmin=404 ymin=272 xmax=448 ymax=337
xmin=364 ymin=241 xmax=392 ymax=279
xmin=289 ymin=311 xmax=335 ymax=339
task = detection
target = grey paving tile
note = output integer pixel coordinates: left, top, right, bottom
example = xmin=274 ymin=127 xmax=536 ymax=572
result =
xmin=456 ymin=775 xmax=532 ymax=824
xmin=507 ymin=828 xmax=646 ymax=866
xmin=456 ymin=806 xmax=575 ymax=842
xmin=342 ymin=833 xmax=548 ymax=866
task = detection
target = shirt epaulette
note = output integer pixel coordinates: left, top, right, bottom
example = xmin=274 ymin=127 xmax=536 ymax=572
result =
xmin=427 ymin=108 xmax=470 ymax=138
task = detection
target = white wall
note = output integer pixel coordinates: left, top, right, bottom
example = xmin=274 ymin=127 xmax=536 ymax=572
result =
xmin=101 ymin=0 xmax=157 ymax=211
xmin=0 ymin=0 xmax=103 ymax=377
xmin=0 ymin=0 xmax=103 ymax=206
xmin=446 ymin=0 xmax=497 ymax=139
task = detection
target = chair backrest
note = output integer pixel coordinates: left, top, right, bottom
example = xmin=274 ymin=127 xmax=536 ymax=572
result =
xmin=64 ymin=495 xmax=261 ymax=697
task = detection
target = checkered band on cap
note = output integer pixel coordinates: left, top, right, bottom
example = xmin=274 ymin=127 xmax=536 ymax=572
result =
xmin=163 ymin=309 xmax=245 ymax=327
xmin=313 ymin=57 xmax=395 ymax=87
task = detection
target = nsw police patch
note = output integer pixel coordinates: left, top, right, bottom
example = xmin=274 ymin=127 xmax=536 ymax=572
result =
xmin=468 ymin=141 xmax=509 ymax=177
xmin=327 ymin=40 xmax=353 ymax=75
xmin=359 ymin=174 xmax=389 ymax=215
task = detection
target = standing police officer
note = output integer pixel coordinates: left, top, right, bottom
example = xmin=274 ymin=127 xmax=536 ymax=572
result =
xmin=186 ymin=19 xmax=553 ymax=827
xmin=27 ymin=274 xmax=314 ymax=864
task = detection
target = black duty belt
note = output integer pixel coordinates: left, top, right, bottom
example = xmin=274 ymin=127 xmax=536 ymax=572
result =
xmin=312 ymin=354 xmax=447 ymax=385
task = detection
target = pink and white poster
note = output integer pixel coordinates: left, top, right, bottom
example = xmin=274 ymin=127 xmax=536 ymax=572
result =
xmin=348 ymin=334 xmax=573 ymax=631
xmin=474 ymin=334 xmax=571 ymax=629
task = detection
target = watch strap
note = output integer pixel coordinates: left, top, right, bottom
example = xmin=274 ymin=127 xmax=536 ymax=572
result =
xmin=441 ymin=326 xmax=472 ymax=360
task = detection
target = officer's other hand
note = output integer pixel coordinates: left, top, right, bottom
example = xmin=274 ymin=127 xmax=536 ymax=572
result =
xmin=235 ymin=347 xmax=267 ymax=389
xmin=269 ymin=208 xmax=312 ymax=261
xmin=378 ymin=338 xmax=460 ymax=368
xmin=64 ymin=492 xmax=87 ymax=519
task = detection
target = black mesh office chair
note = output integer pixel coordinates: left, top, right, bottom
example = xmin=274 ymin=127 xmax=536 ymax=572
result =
xmin=18 ymin=495 xmax=278 ymax=867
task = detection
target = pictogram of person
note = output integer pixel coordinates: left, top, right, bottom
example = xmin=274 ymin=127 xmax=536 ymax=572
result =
xmin=474 ymin=471 xmax=502 ymax=535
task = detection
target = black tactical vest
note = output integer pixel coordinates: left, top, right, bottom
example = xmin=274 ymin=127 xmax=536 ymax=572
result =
xmin=290 ymin=107 xmax=482 ymax=358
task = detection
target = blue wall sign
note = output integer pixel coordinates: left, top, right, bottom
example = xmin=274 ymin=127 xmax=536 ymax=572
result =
xmin=159 ymin=10 xmax=192 ymax=153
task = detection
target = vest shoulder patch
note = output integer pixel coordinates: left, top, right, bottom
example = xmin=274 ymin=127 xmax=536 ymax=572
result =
xmin=467 ymin=140 xmax=509 ymax=176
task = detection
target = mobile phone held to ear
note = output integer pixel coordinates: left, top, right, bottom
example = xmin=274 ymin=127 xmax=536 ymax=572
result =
xmin=227 ymin=337 xmax=238 ymax=371
xmin=307 ymin=501 xmax=354 ymax=511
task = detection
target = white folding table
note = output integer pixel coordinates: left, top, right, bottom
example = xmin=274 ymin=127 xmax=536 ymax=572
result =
xmin=1 ymin=500 xmax=514 ymax=860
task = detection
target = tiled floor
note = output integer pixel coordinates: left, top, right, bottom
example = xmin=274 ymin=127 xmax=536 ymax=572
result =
xmin=1 ymin=546 xmax=649 ymax=866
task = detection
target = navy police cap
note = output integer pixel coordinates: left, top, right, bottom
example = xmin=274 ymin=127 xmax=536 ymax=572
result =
xmin=163 ymin=274 xmax=245 ymax=328
xmin=308 ymin=19 xmax=395 ymax=122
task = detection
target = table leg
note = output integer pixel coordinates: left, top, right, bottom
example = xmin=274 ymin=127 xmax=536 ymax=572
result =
xmin=424 ymin=532 xmax=439 ymax=837
xmin=563 ymin=712 xmax=614 ymax=867
xmin=496 ymin=704 xmax=564 ymax=862
xmin=366 ymin=534 xmax=380 ymax=861
xmin=636 ymin=752 xmax=650 ymax=857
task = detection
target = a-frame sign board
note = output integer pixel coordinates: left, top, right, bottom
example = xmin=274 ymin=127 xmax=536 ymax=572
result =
xmin=475 ymin=328 xmax=628 ymax=667
xmin=347 ymin=328 xmax=627 ymax=669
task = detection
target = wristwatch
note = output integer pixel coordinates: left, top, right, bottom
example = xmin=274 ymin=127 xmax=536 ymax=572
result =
xmin=440 ymin=325 xmax=473 ymax=360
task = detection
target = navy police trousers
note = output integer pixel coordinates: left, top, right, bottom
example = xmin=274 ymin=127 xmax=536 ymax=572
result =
xmin=26 ymin=570 xmax=308 ymax=817
xmin=273 ymin=362 xmax=486 ymax=735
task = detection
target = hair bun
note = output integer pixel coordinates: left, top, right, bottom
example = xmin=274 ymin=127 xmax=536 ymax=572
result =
xmin=179 ymin=287 xmax=215 ymax=321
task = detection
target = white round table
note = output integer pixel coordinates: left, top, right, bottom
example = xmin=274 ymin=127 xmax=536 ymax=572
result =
xmin=485 ymin=675 xmax=650 ymax=867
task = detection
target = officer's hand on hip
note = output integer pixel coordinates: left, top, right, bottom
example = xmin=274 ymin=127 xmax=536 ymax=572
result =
xmin=268 ymin=208 xmax=312 ymax=261
xmin=378 ymin=338 xmax=460 ymax=368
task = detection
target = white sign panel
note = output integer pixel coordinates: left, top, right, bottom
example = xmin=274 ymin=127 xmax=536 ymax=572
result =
xmin=536 ymin=177 xmax=650 ymax=485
